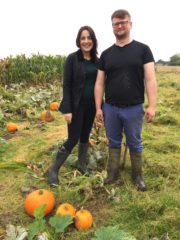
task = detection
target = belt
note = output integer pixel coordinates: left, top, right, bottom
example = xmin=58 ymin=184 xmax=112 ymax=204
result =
xmin=110 ymin=103 xmax=134 ymax=108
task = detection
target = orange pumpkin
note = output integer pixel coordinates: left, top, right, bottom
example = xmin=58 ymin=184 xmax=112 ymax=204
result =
xmin=75 ymin=208 xmax=93 ymax=230
xmin=24 ymin=189 xmax=55 ymax=217
xmin=6 ymin=122 xmax=18 ymax=133
xmin=56 ymin=203 xmax=76 ymax=217
xmin=50 ymin=102 xmax=59 ymax=111
xmin=40 ymin=110 xmax=54 ymax=122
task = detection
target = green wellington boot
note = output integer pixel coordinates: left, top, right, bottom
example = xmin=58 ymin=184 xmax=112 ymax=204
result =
xmin=104 ymin=148 xmax=121 ymax=184
xmin=47 ymin=146 xmax=70 ymax=185
xmin=77 ymin=143 xmax=89 ymax=174
xmin=130 ymin=151 xmax=147 ymax=191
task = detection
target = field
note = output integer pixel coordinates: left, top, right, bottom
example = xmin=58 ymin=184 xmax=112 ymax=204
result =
xmin=0 ymin=65 xmax=179 ymax=240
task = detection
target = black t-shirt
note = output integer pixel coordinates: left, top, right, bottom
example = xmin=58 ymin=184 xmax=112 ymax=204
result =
xmin=98 ymin=40 xmax=154 ymax=105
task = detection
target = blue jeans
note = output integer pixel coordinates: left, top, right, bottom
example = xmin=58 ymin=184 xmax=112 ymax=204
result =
xmin=103 ymin=103 xmax=144 ymax=152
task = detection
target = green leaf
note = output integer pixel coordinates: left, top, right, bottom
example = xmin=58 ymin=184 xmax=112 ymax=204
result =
xmin=31 ymin=96 xmax=36 ymax=102
xmin=27 ymin=219 xmax=46 ymax=240
xmin=92 ymin=226 xmax=136 ymax=240
xmin=34 ymin=204 xmax=46 ymax=220
xmin=0 ymin=162 xmax=26 ymax=170
xmin=49 ymin=214 xmax=73 ymax=234
xmin=0 ymin=110 xmax=4 ymax=120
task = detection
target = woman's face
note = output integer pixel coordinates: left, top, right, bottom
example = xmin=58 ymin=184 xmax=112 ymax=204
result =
xmin=79 ymin=30 xmax=94 ymax=53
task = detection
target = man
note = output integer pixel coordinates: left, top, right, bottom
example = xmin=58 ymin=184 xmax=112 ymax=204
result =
xmin=94 ymin=9 xmax=157 ymax=191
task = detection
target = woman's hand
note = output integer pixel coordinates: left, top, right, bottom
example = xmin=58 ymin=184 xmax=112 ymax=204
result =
xmin=64 ymin=113 xmax=72 ymax=124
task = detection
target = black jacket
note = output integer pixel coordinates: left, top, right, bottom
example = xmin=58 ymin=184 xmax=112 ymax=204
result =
xmin=59 ymin=50 xmax=98 ymax=114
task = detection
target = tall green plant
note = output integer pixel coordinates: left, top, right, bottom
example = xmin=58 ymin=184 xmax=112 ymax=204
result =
xmin=0 ymin=54 xmax=66 ymax=85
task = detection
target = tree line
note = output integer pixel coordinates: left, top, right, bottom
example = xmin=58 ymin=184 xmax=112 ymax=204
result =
xmin=156 ymin=53 xmax=180 ymax=66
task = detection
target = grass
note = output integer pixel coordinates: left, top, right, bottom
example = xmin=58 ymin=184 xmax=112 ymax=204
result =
xmin=0 ymin=65 xmax=180 ymax=239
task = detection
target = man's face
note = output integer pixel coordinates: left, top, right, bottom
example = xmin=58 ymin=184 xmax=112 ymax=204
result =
xmin=112 ymin=17 xmax=132 ymax=39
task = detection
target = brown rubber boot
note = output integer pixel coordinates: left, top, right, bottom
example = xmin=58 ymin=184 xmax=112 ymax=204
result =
xmin=104 ymin=148 xmax=121 ymax=184
xmin=130 ymin=151 xmax=147 ymax=191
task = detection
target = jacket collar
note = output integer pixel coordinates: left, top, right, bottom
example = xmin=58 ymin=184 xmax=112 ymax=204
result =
xmin=77 ymin=49 xmax=84 ymax=61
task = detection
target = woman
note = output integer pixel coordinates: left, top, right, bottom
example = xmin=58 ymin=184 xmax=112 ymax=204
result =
xmin=47 ymin=26 xmax=98 ymax=185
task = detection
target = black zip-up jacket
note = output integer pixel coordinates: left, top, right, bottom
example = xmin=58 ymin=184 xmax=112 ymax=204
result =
xmin=59 ymin=49 xmax=98 ymax=114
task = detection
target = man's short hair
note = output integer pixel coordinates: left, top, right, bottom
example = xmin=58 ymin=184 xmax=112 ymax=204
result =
xmin=111 ymin=9 xmax=131 ymax=20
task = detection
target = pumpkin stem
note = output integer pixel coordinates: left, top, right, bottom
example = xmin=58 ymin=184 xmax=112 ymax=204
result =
xmin=38 ymin=189 xmax=44 ymax=195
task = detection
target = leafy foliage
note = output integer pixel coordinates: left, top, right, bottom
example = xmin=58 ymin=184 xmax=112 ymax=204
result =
xmin=28 ymin=219 xmax=47 ymax=240
xmin=169 ymin=53 xmax=180 ymax=66
xmin=0 ymin=54 xmax=66 ymax=85
xmin=49 ymin=214 xmax=73 ymax=234
xmin=0 ymin=82 xmax=62 ymax=128
xmin=27 ymin=205 xmax=47 ymax=240
xmin=27 ymin=204 xmax=73 ymax=240
xmin=92 ymin=226 xmax=136 ymax=240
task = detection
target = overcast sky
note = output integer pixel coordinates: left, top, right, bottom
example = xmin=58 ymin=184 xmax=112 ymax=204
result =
xmin=1 ymin=0 xmax=180 ymax=61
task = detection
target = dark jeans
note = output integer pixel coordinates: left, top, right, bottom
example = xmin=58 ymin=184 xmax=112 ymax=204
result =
xmin=63 ymin=103 xmax=96 ymax=152
xmin=103 ymin=103 xmax=144 ymax=152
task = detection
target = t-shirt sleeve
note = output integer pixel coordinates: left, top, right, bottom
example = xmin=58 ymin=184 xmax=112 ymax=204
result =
xmin=143 ymin=45 xmax=155 ymax=64
xmin=97 ymin=53 xmax=105 ymax=71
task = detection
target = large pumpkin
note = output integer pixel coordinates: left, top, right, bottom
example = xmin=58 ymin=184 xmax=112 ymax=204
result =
xmin=75 ymin=208 xmax=93 ymax=230
xmin=50 ymin=102 xmax=59 ymax=111
xmin=24 ymin=189 xmax=55 ymax=217
xmin=56 ymin=203 xmax=76 ymax=217
xmin=6 ymin=122 xmax=18 ymax=133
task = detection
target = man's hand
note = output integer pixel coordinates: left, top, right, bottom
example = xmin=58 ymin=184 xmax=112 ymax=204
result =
xmin=144 ymin=107 xmax=155 ymax=123
xmin=96 ymin=109 xmax=104 ymax=126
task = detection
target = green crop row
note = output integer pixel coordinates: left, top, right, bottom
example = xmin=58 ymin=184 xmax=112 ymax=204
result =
xmin=0 ymin=54 xmax=66 ymax=85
